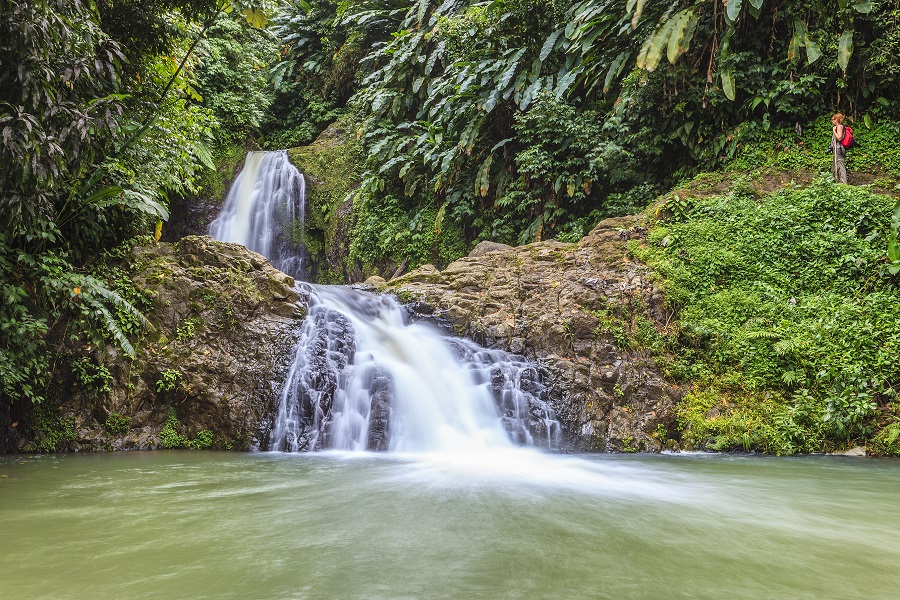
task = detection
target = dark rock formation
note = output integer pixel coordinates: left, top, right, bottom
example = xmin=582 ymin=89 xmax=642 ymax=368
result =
xmin=365 ymin=367 xmax=393 ymax=451
xmin=381 ymin=217 xmax=682 ymax=452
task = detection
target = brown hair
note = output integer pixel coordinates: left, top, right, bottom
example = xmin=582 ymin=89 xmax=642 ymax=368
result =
xmin=832 ymin=113 xmax=845 ymax=124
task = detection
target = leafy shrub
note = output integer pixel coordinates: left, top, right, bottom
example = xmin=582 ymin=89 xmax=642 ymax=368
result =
xmin=156 ymin=369 xmax=181 ymax=393
xmin=72 ymin=358 xmax=113 ymax=396
xmin=159 ymin=407 xmax=187 ymax=449
xmin=192 ymin=429 xmax=214 ymax=450
xmin=22 ymin=405 xmax=77 ymax=453
xmin=104 ymin=413 xmax=130 ymax=436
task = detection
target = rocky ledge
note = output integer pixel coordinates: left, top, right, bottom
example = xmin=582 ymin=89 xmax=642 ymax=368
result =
xmin=376 ymin=217 xmax=682 ymax=452
xmin=6 ymin=236 xmax=306 ymax=453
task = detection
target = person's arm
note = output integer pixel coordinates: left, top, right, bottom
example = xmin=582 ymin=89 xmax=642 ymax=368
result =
xmin=834 ymin=124 xmax=845 ymax=141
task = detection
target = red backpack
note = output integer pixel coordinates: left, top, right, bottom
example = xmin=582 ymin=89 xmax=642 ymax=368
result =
xmin=840 ymin=125 xmax=855 ymax=149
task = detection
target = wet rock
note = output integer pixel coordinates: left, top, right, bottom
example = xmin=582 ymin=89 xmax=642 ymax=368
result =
xmin=386 ymin=217 xmax=682 ymax=452
xmin=838 ymin=446 xmax=867 ymax=457
xmin=469 ymin=241 xmax=514 ymax=257
xmin=366 ymin=369 xmax=393 ymax=452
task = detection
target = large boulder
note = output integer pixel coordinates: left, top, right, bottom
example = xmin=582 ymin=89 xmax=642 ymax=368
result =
xmin=12 ymin=236 xmax=306 ymax=452
xmin=383 ymin=217 xmax=682 ymax=452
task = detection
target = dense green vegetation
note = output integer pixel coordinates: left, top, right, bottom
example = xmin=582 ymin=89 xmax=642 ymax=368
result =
xmin=269 ymin=0 xmax=900 ymax=268
xmin=4 ymin=0 xmax=900 ymax=454
xmin=0 ymin=0 xmax=270 ymax=407
xmin=633 ymin=175 xmax=900 ymax=454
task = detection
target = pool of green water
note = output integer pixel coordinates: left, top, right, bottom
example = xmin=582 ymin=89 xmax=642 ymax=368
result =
xmin=1 ymin=450 xmax=898 ymax=599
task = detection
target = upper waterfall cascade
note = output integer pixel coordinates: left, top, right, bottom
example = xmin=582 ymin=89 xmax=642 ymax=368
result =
xmin=209 ymin=150 xmax=306 ymax=279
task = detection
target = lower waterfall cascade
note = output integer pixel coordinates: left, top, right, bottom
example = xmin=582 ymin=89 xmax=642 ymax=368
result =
xmin=269 ymin=285 xmax=561 ymax=453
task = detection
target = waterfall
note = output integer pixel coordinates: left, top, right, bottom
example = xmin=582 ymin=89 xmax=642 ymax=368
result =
xmin=209 ymin=151 xmax=306 ymax=279
xmin=269 ymin=285 xmax=561 ymax=453
xmin=210 ymin=151 xmax=560 ymax=454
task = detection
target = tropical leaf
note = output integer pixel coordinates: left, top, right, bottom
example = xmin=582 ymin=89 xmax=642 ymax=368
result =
xmin=541 ymin=29 xmax=564 ymax=62
xmin=555 ymin=66 xmax=584 ymax=99
xmin=242 ymin=8 xmax=268 ymax=29
xmin=787 ymin=21 xmax=804 ymax=62
xmin=838 ymin=30 xmax=854 ymax=72
xmin=603 ymin=52 xmax=629 ymax=93
xmin=725 ymin=0 xmax=743 ymax=24
xmin=804 ymin=35 xmax=822 ymax=65
xmin=721 ymin=69 xmax=736 ymax=101
xmin=892 ymin=198 xmax=900 ymax=238
xmin=889 ymin=238 xmax=900 ymax=264
xmin=853 ymin=0 xmax=872 ymax=13
xmin=631 ymin=0 xmax=647 ymax=29
xmin=667 ymin=10 xmax=698 ymax=64
xmin=476 ymin=154 xmax=494 ymax=197
xmin=434 ymin=203 xmax=446 ymax=234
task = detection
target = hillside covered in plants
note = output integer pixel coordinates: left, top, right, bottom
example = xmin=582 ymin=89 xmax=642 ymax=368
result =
xmin=3 ymin=0 xmax=900 ymax=454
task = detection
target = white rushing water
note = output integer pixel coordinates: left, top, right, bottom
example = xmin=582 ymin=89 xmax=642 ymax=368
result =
xmin=270 ymin=285 xmax=560 ymax=453
xmin=209 ymin=150 xmax=306 ymax=278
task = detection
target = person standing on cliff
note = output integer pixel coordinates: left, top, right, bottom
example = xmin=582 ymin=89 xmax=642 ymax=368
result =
xmin=830 ymin=113 xmax=848 ymax=184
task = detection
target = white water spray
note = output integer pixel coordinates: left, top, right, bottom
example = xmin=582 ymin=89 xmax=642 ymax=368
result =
xmin=209 ymin=151 xmax=306 ymax=278
xmin=270 ymin=285 xmax=560 ymax=453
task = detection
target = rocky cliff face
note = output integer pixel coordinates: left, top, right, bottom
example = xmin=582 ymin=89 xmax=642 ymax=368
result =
xmin=377 ymin=217 xmax=682 ymax=452
xmin=7 ymin=220 xmax=679 ymax=454
xmin=9 ymin=236 xmax=306 ymax=453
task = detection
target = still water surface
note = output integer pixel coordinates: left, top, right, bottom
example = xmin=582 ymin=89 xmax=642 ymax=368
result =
xmin=1 ymin=450 xmax=898 ymax=600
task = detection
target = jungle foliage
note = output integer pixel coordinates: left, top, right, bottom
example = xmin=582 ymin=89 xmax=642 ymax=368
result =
xmin=270 ymin=0 xmax=900 ymax=268
xmin=0 ymin=0 xmax=268 ymax=406
xmin=634 ymin=178 xmax=900 ymax=454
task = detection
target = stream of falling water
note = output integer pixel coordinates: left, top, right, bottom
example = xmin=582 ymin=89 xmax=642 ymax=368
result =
xmin=269 ymin=284 xmax=560 ymax=453
xmin=211 ymin=150 xmax=560 ymax=455
xmin=209 ymin=150 xmax=306 ymax=279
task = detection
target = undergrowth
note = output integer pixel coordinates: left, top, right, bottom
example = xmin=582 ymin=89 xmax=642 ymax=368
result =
xmin=634 ymin=177 xmax=900 ymax=455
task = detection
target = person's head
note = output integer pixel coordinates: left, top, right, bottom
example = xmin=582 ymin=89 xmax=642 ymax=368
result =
xmin=832 ymin=113 xmax=845 ymax=125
